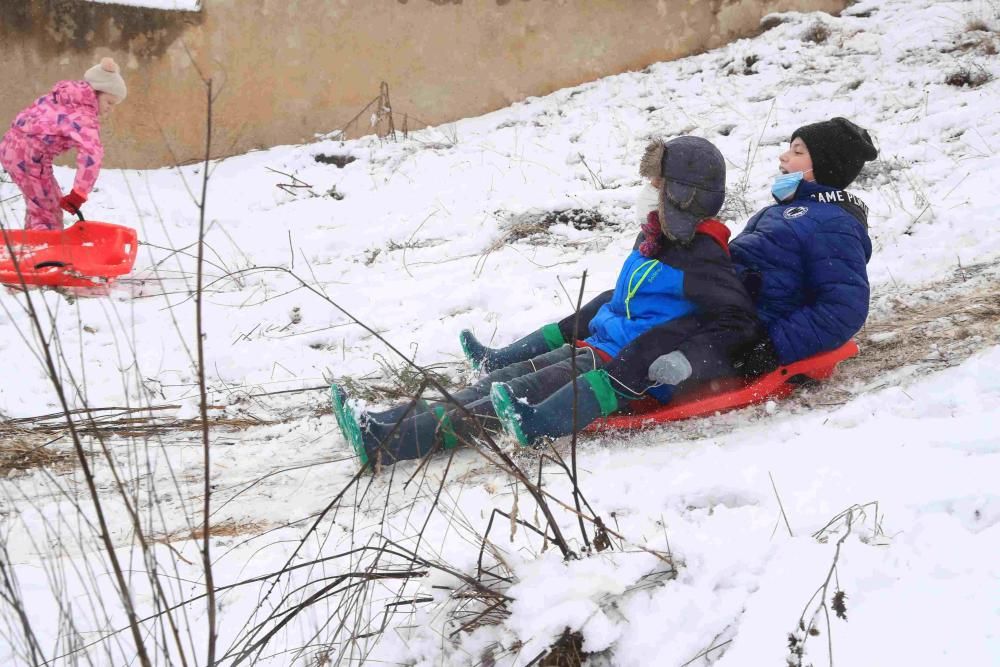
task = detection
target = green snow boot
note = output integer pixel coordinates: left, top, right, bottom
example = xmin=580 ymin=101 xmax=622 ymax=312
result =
xmin=331 ymin=383 xmax=368 ymax=466
xmin=460 ymin=323 xmax=566 ymax=373
xmin=490 ymin=369 xmax=622 ymax=446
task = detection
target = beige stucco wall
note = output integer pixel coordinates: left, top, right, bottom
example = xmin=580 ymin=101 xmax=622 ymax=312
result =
xmin=1 ymin=0 xmax=845 ymax=169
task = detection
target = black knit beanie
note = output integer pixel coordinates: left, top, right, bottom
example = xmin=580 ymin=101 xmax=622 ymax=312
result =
xmin=791 ymin=117 xmax=878 ymax=189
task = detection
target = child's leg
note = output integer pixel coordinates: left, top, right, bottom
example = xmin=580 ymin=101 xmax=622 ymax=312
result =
xmin=491 ymin=367 xmax=625 ymax=446
xmin=460 ymin=291 xmax=614 ymax=373
xmin=450 ymin=345 xmax=581 ymax=403
xmin=361 ymin=396 xmax=500 ymax=466
xmin=368 ymin=345 xmax=579 ymax=425
xmin=24 ymin=167 xmax=63 ymax=231
xmin=495 ymin=347 xmax=602 ymax=405
xmin=344 ymin=349 xmax=601 ymax=467
xmin=460 ymin=323 xmax=566 ymax=372
xmin=0 ymin=136 xmax=62 ymax=231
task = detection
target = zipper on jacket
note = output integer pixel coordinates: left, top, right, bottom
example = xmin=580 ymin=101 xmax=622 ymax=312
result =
xmin=625 ymin=259 xmax=658 ymax=319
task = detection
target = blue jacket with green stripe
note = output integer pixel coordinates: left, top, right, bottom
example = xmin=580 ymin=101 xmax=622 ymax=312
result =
xmin=560 ymin=220 xmax=759 ymax=397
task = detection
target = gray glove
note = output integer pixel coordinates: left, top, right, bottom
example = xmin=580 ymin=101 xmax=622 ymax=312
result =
xmin=648 ymin=350 xmax=693 ymax=386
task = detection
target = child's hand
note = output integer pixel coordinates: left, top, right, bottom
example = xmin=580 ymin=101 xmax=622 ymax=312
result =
xmin=648 ymin=350 xmax=693 ymax=386
xmin=59 ymin=189 xmax=87 ymax=214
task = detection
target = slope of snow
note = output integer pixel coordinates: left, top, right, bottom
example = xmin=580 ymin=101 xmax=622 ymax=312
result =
xmin=83 ymin=0 xmax=201 ymax=10
xmin=0 ymin=0 xmax=997 ymax=665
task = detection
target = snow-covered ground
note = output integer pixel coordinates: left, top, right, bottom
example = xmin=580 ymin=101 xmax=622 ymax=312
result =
xmin=0 ymin=0 xmax=997 ymax=664
xmin=83 ymin=0 xmax=201 ymax=11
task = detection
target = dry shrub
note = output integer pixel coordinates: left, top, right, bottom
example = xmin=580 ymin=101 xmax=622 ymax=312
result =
xmin=493 ymin=208 xmax=613 ymax=246
xmin=760 ymin=14 xmax=786 ymax=32
xmin=313 ymin=153 xmax=356 ymax=168
xmin=539 ymin=629 xmax=585 ymax=667
xmin=154 ymin=519 xmax=269 ymax=545
xmin=966 ymin=18 xmax=992 ymax=33
xmin=29 ymin=412 xmax=268 ymax=439
xmin=941 ymin=16 xmax=1000 ymax=56
xmin=720 ymin=54 xmax=760 ymax=77
xmin=336 ymin=355 xmax=461 ymax=405
xmin=827 ymin=267 xmax=1000 ymax=401
xmin=945 ymin=67 xmax=993 ymax=88
xmin=802 ymin=22 xmax=831 ymax=44
xmin=0 ymin=437 xmax=73 ymax=476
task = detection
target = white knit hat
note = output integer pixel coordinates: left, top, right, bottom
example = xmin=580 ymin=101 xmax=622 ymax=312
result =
xmin=84 ymin=57 xmax=127 ymax=102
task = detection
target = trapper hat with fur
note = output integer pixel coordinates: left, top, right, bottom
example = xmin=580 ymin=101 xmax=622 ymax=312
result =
xmin=791 ymin=117 xmax=877 ymax=189
xmin=639 ymin=136 xmax=726 ymax=243
xmin=84 ymin=57 xmax=127 ymax=102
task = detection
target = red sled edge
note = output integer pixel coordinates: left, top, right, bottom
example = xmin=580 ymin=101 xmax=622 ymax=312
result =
xmin=588 ymin=340 xmax=860 ymax=432
xmin=0 ymin=221 xmax=138 ymax=288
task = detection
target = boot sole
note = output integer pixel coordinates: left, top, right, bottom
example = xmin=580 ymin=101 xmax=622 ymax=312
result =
xmin=489 ymin=383 xmax=529 ymax=446
xmin=330 ymin=384 xmax=369 ymax=467
xmin=459 ymin=329 xmax=483 ymax=370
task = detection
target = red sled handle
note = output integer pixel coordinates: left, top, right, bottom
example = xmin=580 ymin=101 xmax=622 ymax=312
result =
xmin=122 ymin=227 xmax=139 ymax=270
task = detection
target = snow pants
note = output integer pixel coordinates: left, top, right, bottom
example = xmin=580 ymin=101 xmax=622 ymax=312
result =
xmin=0 ymin=130 xmax=63 ymax=231
xmin=452 ymin=344 xmax=607 ymax=410
xmin=366 ymin=345 xmax=607 ymax=461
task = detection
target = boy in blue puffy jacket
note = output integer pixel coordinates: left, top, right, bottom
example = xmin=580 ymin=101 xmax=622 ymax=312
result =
xmin=729 ymin=117 xmax=877 ymax=375
xmin=332 ymin=136 xmax=760 ymax=467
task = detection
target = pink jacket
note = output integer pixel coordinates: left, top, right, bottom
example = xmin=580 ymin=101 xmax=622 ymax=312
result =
xmin=9 ymin=80 xmax=104 ymax=196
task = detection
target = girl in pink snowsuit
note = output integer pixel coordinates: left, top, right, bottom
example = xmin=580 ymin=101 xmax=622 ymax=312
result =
xmin=0 ymin=58 xmax=127 ymax=231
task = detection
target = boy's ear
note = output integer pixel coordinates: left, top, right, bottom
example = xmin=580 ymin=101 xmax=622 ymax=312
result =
xmin=639 ymin=141 xmax=664 ymax=181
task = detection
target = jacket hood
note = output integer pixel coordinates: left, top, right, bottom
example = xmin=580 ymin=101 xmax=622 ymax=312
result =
xmin=50 ymin=80 xmax=100 ymax=115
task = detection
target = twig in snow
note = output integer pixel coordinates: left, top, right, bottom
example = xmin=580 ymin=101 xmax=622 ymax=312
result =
xmin=770 ymin=470 xmax=795 ymax=538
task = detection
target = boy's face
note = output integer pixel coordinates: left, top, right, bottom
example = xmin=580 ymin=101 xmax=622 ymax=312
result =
xmin=779 ymin=138 xmax=815 ymax=180
xmin=98 ymin=93 xmax=121 ymax=117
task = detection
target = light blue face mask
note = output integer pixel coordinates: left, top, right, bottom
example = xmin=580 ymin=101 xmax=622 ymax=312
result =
xmin=771 ymin=171 xmax=806 ymax=202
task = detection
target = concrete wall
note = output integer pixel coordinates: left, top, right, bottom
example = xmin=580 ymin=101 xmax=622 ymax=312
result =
xmin=0 ymin=0 xmax=846 ymax=169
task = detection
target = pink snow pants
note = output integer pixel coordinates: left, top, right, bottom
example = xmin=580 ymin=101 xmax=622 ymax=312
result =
xmin=0 ymin=130 xmax=63 ymax=231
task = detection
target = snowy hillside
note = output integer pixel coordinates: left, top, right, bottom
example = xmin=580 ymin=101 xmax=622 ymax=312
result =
xmin=0 ymin=0 xmax=997 ymax=665
xmin=83 ymin=0 xmax=202 ymax=11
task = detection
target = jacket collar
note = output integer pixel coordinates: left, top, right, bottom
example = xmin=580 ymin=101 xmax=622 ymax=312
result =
xmin=779 ymin=180 xmax=870 ymax=228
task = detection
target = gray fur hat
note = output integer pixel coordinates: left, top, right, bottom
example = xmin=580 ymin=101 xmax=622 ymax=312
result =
xmin=639 ymin=136 xmax=726 ymax=243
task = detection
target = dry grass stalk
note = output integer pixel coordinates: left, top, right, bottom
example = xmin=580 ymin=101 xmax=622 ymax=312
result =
xmin=153 ymin=520 xmax=269 ymax=545
xmin=337 ymin=356 xmax=461 ymax=405
xmin=0 ymin=437 xmax=73 ymax=476
xmin=0 ymin=408 xmax=272 ymax=440
xmin=537 ymin=629 xmax=586 ymax=666
xmin=840 ymin=270 xmax=1000 ymax=389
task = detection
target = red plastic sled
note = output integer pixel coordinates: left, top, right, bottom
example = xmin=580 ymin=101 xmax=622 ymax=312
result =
xmin=0 ymin=220 xmax=138 ymax=288
xmin=588 ymin=340 xmax=859 ymax=432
